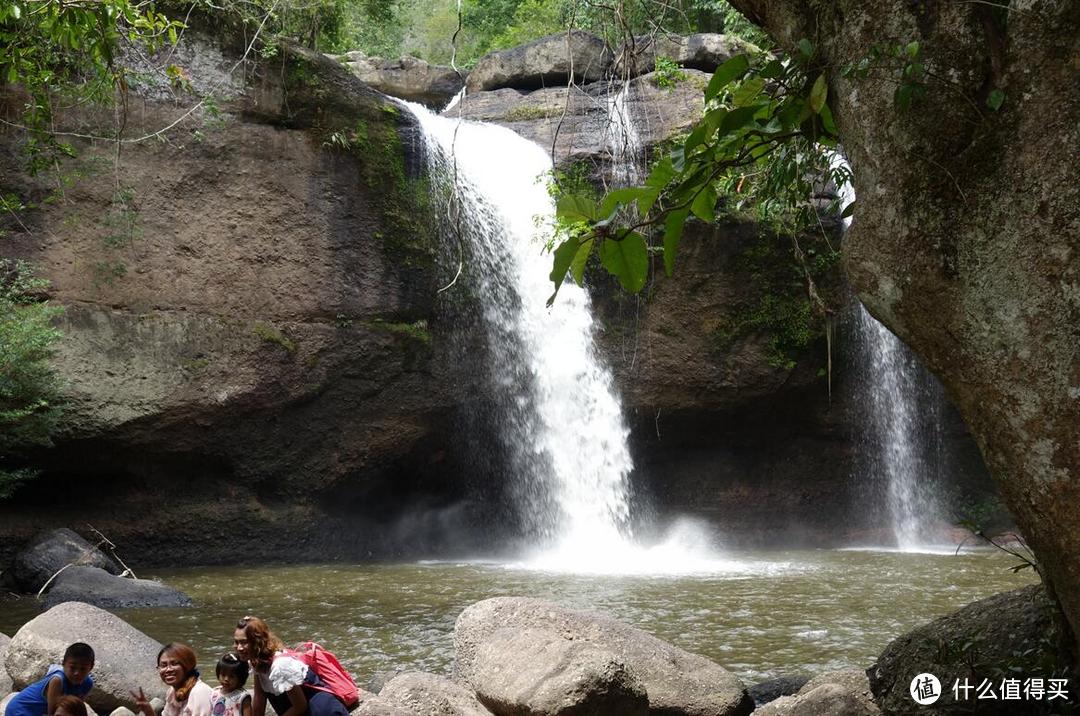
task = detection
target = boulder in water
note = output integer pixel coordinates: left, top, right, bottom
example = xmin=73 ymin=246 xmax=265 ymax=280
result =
xmin=466 ymin=31 xmax=612 ymax=92
xmin=454 ymin=597 xmax=753 ymax=716
xmin=749 ymin=674 xmax=812 ymax=706
xmin=42 ymin=566 xmax=192 ymax=609
xmin=461 ymin=627 xmax=646 ymax=716
xmin=6 ymin=602 xmax=162 ymax=714
xmin=11 ymin=529 xmax=123 ymax=593
xmin=377 ymin=672 xmax=491 ymax=715
xmin=868 ymin=584 xmax=1068 ymax=715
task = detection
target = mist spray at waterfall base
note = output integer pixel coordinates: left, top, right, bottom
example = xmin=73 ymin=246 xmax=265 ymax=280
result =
xmin=403 ymin=101 xmax=746 ymax=575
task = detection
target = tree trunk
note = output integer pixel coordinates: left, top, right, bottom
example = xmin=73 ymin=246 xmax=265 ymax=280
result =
xmin=727 ymin=0 xmax=1080 ymax=653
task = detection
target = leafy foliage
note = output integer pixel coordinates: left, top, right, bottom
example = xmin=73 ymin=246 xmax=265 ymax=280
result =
xmin=0 ymin=260 xmax=63 ymax=499
xmin=0 ymin=0 xmax=181 ymax=167
xmin=340 ymin=0 xmax=756 ymax=68
xmin=547 ymin=41 xmax=847 ymax=307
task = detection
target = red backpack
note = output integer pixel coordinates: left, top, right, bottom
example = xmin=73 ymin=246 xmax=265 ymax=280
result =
xmin=280 ymin=641 xmax=360 ymax=710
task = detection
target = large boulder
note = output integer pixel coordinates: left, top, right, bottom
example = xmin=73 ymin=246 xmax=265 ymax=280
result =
xmin=465 ymin=31 xmax=612 ymax=92
xmin=0 ymin=634 xmax=11 ymax=699
xmin=454 ymin=597 xmax=753 ymax=716
xmin=353 ymin=694 xmax=414 ymax=716
xmin=378 ymin=672 xmax=492 ymax=715
xmin=868 ymin=584 xmax=1066 ymax=715
xmin=6 ymin=602 xmax=162 ymax=714
xmin=462 ymin=628 xmax=647 ymax=716
xmin=42 ymin=566 xmax=192 ymax=609
xmin=614 ymin=33 xmax=755 ymax=78
xmin=449 ymin=70 xmax=706 ymax=169
xmin=748 ymin=674 xmax=811 ymax=706
xmin=754 ymin=669 xmax=880 ymax=715
xmin=11 ymin=529 xmax=123 ymax=593
xmin=340 ymin=52 xmax=464 ymax=108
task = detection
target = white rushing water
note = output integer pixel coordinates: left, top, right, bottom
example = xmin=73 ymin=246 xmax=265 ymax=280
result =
xmin=833 ymin=155 xmax=944 ymax=550
xmin=405 ymin=101 xmax=635 ymax=568
xmin=606 ymin=83 xmax=645 ymax=187
xmin=403 ymin=100 xmax=735 ymax=573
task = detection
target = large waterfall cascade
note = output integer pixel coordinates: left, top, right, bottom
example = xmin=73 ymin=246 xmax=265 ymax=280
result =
xmin=834 ymin=159 xmax=947 ymax=551
xmin=401 ymin=95 xmax=734 ymax=574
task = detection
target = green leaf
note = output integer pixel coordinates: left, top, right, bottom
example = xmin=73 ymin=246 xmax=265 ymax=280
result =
xmin=840 ymin=200 xmax=856 ymax=219
xmin=636 ymin=187 xmax=662 ymax=216
xmin=690 ymin=184 xmax=717 ymax=223
xmin=905 ymin=40 xmax=920 ymax=59
xmin=894 ymin=84 xmax=913 ymax=111
xmin=809 ymin=74 xmax=828 ymax=114
xmin=819 ymin=103 xmax=837 ymax=136
xmin=759 ymin=59 xmax=784 ymax=79
xmin=600 ymin=233 xmax=649 ymax=293
xmin=570 ymin=238 xmax=594 ymax=285
xmin=731 ymin=78 xmax=765 ymax=106
xmin=705 ymin=54 xmax=749 ymax=103
xmin=719 ymin=105 xmax=761 ymax=133
xmin=663 ymin=209 xmax=689 ymax=276
xmin=549 ymin=237 xmax=580 ymax=288
xmin=987 ymin=89 xmax=1005 ymax=111
xmin=598 ymin=187 xmax=643 ymax=219
xmin=556 ymin=194 xmax=597 ymax=223
xmin=797 ymin=39 xmax=813 ymax=59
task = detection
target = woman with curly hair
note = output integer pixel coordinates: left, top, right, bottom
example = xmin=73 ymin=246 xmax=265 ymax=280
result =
xmin=131 ymin=643 xmax=212 ymax=716
xmin=232 ymin=617 xmax=348 ymax=716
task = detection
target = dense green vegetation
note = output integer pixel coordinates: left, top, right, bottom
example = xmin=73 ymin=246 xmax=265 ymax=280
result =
xmin=339 ymin=0 xmax=758 ymax=66
xmin=0 ymin=260 xmax=63 ymax=498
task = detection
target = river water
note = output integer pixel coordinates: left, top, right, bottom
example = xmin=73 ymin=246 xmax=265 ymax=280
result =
xmin=1 ymin=548 xmax=1034 ymax=685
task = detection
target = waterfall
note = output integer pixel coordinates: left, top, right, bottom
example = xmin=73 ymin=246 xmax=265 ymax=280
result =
xmin=403 ymin=101 xmax=637 ymax=564
xmin=606 ymin=83 xmax=645 ymax=187
xmin=833 ymin=156 xmax=945 ymax=550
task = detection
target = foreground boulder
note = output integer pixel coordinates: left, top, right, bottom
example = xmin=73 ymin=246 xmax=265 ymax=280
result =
xmin=454 ymin=597 xmax=752 ymax=716
xmin=11 ymin=529 xmax=123 ymax=593
xmin=42 ymin=566 xmax=192 ymax=609
xmin=748 ymin=674 xmax=811 ymax=706
xmin=755 ymin=670 xmax=879 ymax=715
xmin=466 ymin=31 xmax=612 ymax=92
xmin=868 ymin=584 xmax=1068 ymax=715
xmin=378 ymin=672 xmax=492 ymax=715
xmin=0 ymin=633 xmax=11 ymax=699
xmin=6 ymin=602 xmax=161 ymax=713
xmin=463 ymin=627 xmax=647 ymax=716
xmin=353 ymin=694 xmax=414 ymax=716
xmin=340 ymin=52 xmax=464 ymax=107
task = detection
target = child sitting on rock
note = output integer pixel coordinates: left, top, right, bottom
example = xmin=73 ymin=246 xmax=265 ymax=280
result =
xmin=210 ymin=653 xmax=251 ymax=716
xmin=6 ymin=643 xmax=95 ymax=716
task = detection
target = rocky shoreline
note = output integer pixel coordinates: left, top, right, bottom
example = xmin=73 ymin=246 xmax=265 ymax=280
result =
xmin=0 ymin=586 xmax=1066 ymax=716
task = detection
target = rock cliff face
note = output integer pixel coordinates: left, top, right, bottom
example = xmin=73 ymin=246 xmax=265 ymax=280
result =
xmin=0 ymin=39 xmax=492 ymax=564
xmin=0 ymin=32 xmax=996 ymax=564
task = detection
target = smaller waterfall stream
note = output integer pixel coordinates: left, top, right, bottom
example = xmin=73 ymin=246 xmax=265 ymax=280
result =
xmin=834 ymin=157 xmax=946 ymax=550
